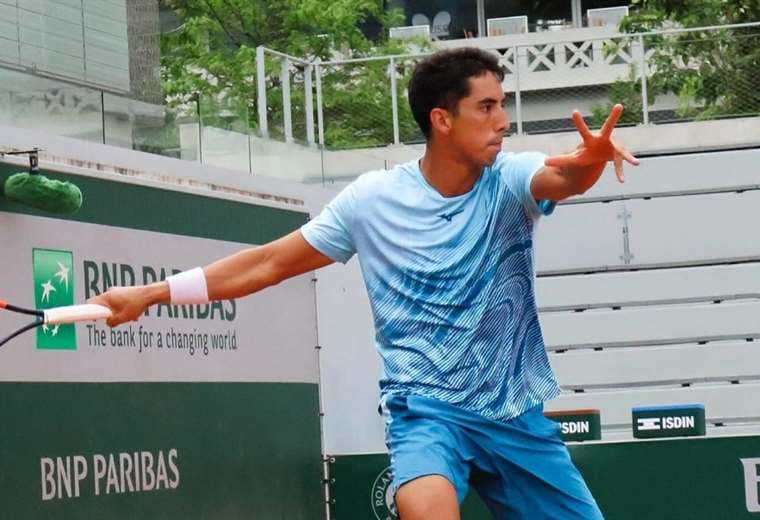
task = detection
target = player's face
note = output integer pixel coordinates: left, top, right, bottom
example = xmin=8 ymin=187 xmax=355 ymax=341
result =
xmin=448 ymin=72 xmax=509 ymax=167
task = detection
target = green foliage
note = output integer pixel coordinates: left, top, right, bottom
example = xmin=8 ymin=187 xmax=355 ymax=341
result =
xmin=593 ymin=0 xmax=760 ymax=126
xmin=160 ymin=0 xmax=421 ymax=148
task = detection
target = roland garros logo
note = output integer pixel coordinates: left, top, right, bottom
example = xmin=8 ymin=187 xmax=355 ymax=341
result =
xmin=371 ymin=466 xmax=398 ymax=520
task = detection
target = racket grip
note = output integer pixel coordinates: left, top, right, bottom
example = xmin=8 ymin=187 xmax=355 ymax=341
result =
xmin=44 ymin=304 xmax=113 ymax=325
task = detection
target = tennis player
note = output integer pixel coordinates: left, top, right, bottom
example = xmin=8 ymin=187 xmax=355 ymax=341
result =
xmin=92 ymin=47 xmax=639 ymax=519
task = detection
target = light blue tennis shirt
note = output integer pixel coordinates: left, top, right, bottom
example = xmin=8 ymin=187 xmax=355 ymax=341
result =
xmin=301 ymin=151 xmax=561 ymax=422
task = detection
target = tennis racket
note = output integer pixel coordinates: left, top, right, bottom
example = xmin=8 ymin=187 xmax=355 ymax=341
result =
xmin=0 ymin=300 xmax=112 ymax=349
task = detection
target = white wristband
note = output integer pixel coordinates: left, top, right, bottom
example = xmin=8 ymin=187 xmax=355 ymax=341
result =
xmin=167 ymin=267 xmax=209 ymax=305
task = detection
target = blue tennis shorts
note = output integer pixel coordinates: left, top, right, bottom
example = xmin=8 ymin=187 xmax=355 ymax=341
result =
xmin=380 ymin=394 xmax=604 ymax=519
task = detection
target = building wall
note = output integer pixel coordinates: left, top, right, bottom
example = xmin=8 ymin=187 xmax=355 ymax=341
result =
xmin=0 ymin=0 xmax=131 ymax=92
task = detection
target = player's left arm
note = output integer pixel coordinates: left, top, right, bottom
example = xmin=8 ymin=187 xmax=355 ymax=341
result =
xmin=530 ymin=104 xmax=640 ymax=202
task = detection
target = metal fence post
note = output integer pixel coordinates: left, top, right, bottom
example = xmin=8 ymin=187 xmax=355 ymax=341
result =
xmin=390 ymin=57 xmax=400 ymax=145
xmin=256 ymin=46 xmax=268 ymax=138
xmin=638 ymin=34 xmax=650 ymax=125
xmin=194 ymin=92 xmax=203 ymax=163
xmin=513 ymin=45 xmax=524 ymax=135
xmin=315 ymin=59 xmax=325 ymax=148
xmin=281 ymin=57 xmax=293 ymax=142
xmin=100 ymin=90 xmax=106 ymax=144
xmin=304 ymin=63 xmax=315 ymax=145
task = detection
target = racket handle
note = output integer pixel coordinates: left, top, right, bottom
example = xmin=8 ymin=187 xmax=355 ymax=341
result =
xmin=44 ymin=304 xmax=112 ymax=325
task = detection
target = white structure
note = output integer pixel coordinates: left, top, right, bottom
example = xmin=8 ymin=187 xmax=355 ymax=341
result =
xmin=588 ymin=6 xmax=630 ymax=27
xmin=487 ymin=16 xmax=529 ymax=37
xmin=389 ymin=24 xmax=431 ymax=40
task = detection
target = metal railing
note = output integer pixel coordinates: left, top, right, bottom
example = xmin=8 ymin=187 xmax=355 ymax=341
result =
xmin=1 ymin=22 xmax=759 ymax=185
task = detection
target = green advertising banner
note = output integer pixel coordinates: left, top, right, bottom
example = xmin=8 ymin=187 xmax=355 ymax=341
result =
xmin=0 ymin=382 xmax=323 ymax=519
xmin=330 ymin=435 xmax=760 ymax=519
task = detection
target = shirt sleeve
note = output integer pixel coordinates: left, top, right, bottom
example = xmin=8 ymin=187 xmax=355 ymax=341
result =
xmin=496 ymin=151 xmax=556 ymax=221
xmin=300 ymin=181 xmax=359 ymax=264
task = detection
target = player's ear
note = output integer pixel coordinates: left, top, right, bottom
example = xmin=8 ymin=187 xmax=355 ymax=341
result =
xmin=430 ymin=107 xmax=453 ymax=136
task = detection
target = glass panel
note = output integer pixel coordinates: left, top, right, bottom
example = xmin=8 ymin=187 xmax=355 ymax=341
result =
xmin=199 ymin=93 xmax=252 ymax=172
xmin=0 ymin=67 xmax=103 ymax=143
xmin=103 ymin=92 xmax=199 ymax=161
xmin=320 ymin=147 xmax=390 ymax=189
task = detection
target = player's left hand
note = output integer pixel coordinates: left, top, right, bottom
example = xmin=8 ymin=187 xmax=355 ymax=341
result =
xmin=544 ymin=104 xmax=640 ymax=182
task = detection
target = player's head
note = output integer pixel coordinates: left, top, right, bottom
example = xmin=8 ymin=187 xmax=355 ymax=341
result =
xmin=408 ymin=47 xmax=508 ymax=167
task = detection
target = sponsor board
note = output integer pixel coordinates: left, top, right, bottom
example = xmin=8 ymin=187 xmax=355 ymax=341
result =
xmin=545 ymin=409 xmax=602 ymax=442
xmin=632 ymin=404 xmax=706 ymax=439
xmin=329 ymin=436 xmax=760 ymax=519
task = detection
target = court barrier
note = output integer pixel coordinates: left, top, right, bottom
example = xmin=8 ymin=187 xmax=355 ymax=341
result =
xmin=0 ymin=126 xmax=329 ymax=519
xmin=329 ymin=435 xmax=760 ymax=519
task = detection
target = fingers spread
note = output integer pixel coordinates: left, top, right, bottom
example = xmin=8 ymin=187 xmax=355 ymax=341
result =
xmin=614 ymin=153 xmax=624 ymax=183
xmin=621 ymin=147 xmax=640 ymax=166
xmin=572 ymin=110 xmax=593 ymax=141
xmin=611 ymin=138 xmax=640 ymax=166
xmin=601 ymin=104 xmax=624 ymax=138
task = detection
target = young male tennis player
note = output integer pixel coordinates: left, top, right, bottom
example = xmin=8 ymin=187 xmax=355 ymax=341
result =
xmin=92 ymin=48 xmax=639 ymax=519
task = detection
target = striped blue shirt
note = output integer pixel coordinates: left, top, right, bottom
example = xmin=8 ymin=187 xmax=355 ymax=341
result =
xmin=301 ymin=152 xmax=561 ymax=422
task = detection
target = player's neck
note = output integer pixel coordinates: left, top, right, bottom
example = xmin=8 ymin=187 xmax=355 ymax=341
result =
xmin=420 ymin=141 xmax=482 ymax=198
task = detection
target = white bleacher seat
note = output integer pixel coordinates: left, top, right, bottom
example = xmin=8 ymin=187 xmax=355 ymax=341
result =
xmin=574 ymin=148 xmax=760 ymax=202
xmin=626 ymin=191 xmax=760 ymax=266
xmin=541 ymin=301 xmax=760 ymax=350
xmin=534 ymin=201 xmax=627 ymax=273
xmin=550 ymin=342 xmax=760 ymax=389
xmin=536 ymin=188 xmax=760 ymax=273
xmin=536 ymin=263 xmax=760 ymax=311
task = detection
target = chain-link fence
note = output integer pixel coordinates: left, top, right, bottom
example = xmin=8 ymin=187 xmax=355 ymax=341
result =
xmin=638 ymin=25 xmax=760 ymax=125
xmin=316 ymin=55 xmax=425 ymax=149
xmin=254 ymin=21 xmax=760 ymax=150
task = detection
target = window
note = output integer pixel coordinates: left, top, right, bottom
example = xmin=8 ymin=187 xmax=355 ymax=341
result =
xmin=389 ymin=0 xmax=478 ymax=40
xmin=485 ymin=0 xmax=573 ymax=33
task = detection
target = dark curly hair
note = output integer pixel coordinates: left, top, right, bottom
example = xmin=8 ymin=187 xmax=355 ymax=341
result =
xmin=408 ymin=47 xmax=505 ymax=139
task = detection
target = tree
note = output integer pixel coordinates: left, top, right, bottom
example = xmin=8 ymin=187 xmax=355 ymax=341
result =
xmin=593 ymin=0 xmax=760 ymax=126
xmin=159 ymin=0 xmax=422 ymax=148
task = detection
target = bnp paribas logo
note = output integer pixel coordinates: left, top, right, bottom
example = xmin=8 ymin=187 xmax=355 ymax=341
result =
xmin=33 ymin=248 xmax=75 ymax=350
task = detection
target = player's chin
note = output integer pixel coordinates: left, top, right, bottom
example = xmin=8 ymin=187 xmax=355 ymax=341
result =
xmin=483 ymin=147 xmax=501 ymax=165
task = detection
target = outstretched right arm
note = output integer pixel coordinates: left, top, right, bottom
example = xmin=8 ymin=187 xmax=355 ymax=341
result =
xmin=89 ymin=230 xmax=333 ymax=327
